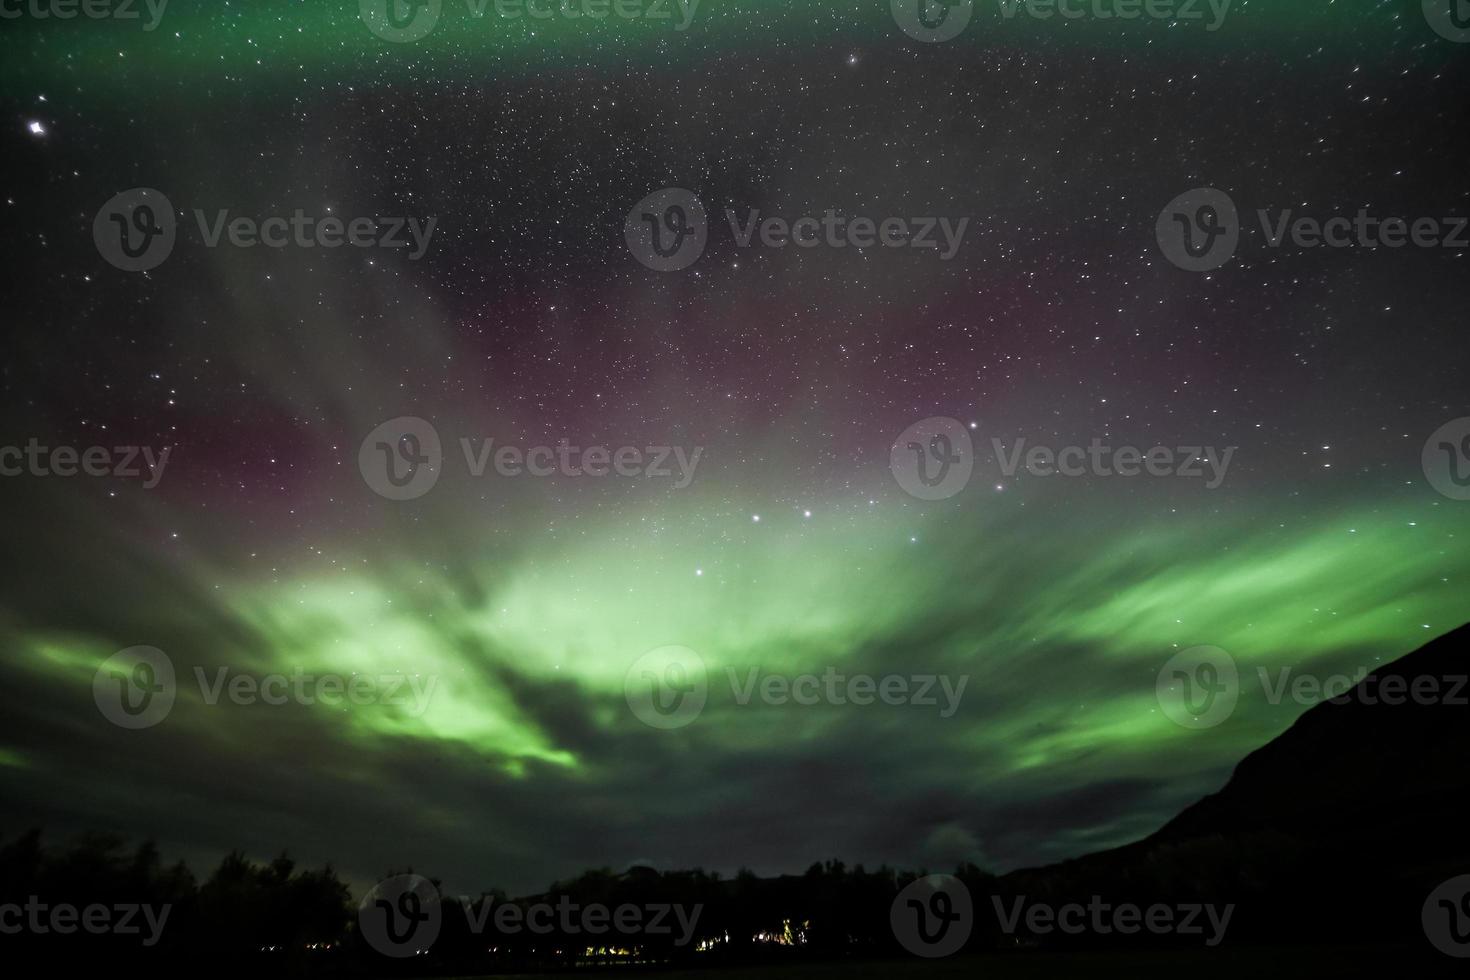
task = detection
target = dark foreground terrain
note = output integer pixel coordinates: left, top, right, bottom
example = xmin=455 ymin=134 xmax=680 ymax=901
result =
xmin=480 ymin=944 xmax=1461 ymax=980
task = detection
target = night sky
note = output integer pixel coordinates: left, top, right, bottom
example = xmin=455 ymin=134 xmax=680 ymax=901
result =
xmin=2 ymin=1 xmax=1469 ymax=899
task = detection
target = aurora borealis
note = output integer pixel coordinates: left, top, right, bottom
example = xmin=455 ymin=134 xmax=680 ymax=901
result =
xmin=2 ymin=0 xmax=1469 ymax=902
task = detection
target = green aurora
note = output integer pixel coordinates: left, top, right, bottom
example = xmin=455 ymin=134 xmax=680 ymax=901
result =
xmin=0 ymin=0 xmax=1446 ymax=95
xmin=2 ymin=0 xmax=1468 ymax=899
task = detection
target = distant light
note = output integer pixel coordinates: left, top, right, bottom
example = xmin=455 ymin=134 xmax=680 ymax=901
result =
xmin=751 ymin=514 xmax=760 ymax=522
xmin=27 ymin=120 xmax=45 ymax=136
xmin=695 ymin=568 xmax=703 ymax=576
xmin=803 ymin=510 xmax=811 ymax=518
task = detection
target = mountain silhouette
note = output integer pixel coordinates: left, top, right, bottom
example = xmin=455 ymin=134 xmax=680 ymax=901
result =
xmin=1000 ymin=622 xmax=1470 ymax=950
xmin=1154 ymin=623 xmax=1469 ymax=857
